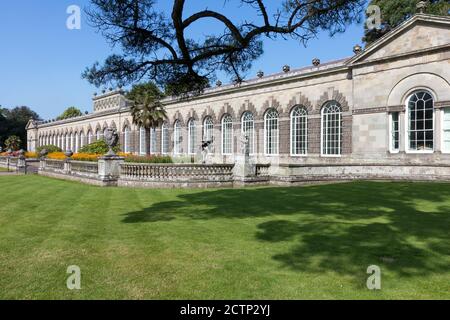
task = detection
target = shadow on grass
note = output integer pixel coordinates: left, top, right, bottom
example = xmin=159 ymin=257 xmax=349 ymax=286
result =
xmin=121 ymin=181 xmax=450 ymax=278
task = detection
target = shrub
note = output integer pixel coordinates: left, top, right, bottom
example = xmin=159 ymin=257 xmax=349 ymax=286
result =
xmin=4 ymin=135 xmax=21 ymax=151
xmin=79 ymin=140 xmax=120 ymax=155
xmin=36 ymin=145 xmax=62 ymax=154
xmin=124 ymin=155 xmax=173 ymax=164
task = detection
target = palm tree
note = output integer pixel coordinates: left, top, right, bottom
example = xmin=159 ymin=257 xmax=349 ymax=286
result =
xmin=128 ymin=83 xmax=167 ymax=154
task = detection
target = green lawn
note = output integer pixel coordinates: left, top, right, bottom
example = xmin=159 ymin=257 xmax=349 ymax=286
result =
xmin=0 ymin=175 xmax=449 ymax=299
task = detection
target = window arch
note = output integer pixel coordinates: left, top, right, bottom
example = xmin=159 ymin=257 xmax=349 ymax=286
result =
xmin=80 ymin=132 xmax=85 ymax=149
xmin=75 ymin=132 xmax=80 ymax=152
xmin=264 ymin=109 xmax=279 ymax=155
xmin=69 ymin=133 xmax=74 ymax=151
xmin=161 ymin=122 xmax=169 ymax=154
xmin=123 ymin=126 xmax=130 ymax=153
xmin=188 ymin=119 xmax=196 ymax=155
xmin=174 ymin=120 xmax=182 ymax=155
xmin=241 ymin=112 xmax=255 ymax=155
xmin=222 ymin=115 xmax=233 ymax=155
xmin=406 ymin=90 xmax=434 ymax=152
xmin=203 ymin=117 xmax=214 ymax=143
xmin=139 ymin=127 xmax=146 ymax=155
xmin=291 ymin=106 xmax=308 ymax=155
xmin=150 ymin=127 xmax=157 ymax=154
xmin=321 ymin=102 xmax=342 ymax=156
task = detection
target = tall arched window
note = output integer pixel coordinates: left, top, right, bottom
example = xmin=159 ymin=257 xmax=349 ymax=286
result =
xmin=203 ymin=117 xmax=214 ymax=142
xmin=174 ymin=121 xmax=182 ymax=154
xmin=75 ymin=133 xmax=79 ymax=152
xmin=291 ymin=106 xmax=308 ymax=155
xmin=241 ymin=112 xmax=255 ymax=155
xmin=87 ymin=130 xmax=92 ymax=144
xmin=188 ymin=119 xmax=196 ymax=155
xmin=96 ymin=129 xmax=101 ymax=141
xmin=123 ymin=127 xmax=130 ymax=153
xmin=70 ymin=133 xmax=74 ymax=151
xmin=150 ymin=127 xmax=157 ymax=154
xmin=222 ymin=115 xmax=233 ymax=155
xmin=80 ymin=132 xmax=85 ymax=149
xmin=406 ymin=91 xmax=434 ymax=152
xmin=161 ymin=122 xmax=169 ymax=154
xmin=321 ymin=102 xmax=342 ymax=156
xmin=139 ymin=127 xmax=146 ymax=155
xmin=264 ymin=109 xmax=279 ymax=155
xmin=65 ymin=134 xmax=70 ymax=151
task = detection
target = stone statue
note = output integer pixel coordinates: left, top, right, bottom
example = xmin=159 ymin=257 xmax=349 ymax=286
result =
xmin=239 ymin=133 xmax=250 ymax=157
xmin=104 ymin=128 xmax=119 ymax=156
xmin=201 ymin=139 xmax=213 ymax=164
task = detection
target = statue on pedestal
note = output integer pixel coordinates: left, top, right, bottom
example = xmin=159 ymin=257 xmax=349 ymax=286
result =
xmin=239 ymin=133 xmax=250 ymax=158
xmin=104 ymin=128 xmax=119 ymax=157
xmin=201 ymin=139 xmax=214 ymax=164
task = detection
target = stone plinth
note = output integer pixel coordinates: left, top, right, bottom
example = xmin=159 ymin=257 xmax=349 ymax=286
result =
xmin=233 ymin=155 xmax=256 ymax=179
xmin=98 ymin=156 xmax=125 ymax=185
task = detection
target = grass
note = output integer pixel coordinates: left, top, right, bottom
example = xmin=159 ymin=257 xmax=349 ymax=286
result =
xmin=0 ymin=175 xmax=449 ymax=299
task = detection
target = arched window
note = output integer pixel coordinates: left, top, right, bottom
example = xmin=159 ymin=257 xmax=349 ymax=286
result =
xmin=70 ymin=133 xmax=74 ymax=151
xmin=123 ymin=127 xmax=130 ymax=153
xmin=241 ymin=112 xmax=255 ymax=155
xmin=174 ymin=121 xmax=182 ymax=155
xmin=75 ymin=133 xmax=79 ymax=153
xmin=161 ymin=122 xmax=169 ymax=154
xmin=222 ymin=115 xmax=233 ymax=155
xmin=65 ymin=134 xmax=70 ymax=151
xmin=291 ymin=106 xmax=308 ymax=155
xmin=188 ymin=119 xmax=196 ymax=155
xmin=150 ymin=127 xmax=157 ymax=154
xmin=87 ymin=130 xmax=92 ymax=145
xmin=264 ymin=109 xmax=279 ymax=155
xmin=80 ymin=132 xmax=85 ymax=149
xmin=321 ymin=102 xmax=342 ymax=156
xmin=203 ymin=117 xmax=214 ymax=143
xmin=139 ymin=127 xmax=146 ymax=155
xmin=406 ymin=91 xmax=434 ymax=152
xmin=96 ymin=129 xmax=101 ymax=141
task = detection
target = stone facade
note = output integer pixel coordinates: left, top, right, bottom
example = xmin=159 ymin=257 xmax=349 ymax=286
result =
xmin=26 ymin=14 xmax=450 ymax=181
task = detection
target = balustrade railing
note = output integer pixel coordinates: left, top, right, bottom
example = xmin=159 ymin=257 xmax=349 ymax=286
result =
xmin=120 ymin=163 xmax=234 ymax=181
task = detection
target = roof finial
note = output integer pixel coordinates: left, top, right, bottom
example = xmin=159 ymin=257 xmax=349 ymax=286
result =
xmin=416 ymin=1 xmax=428 ymax=14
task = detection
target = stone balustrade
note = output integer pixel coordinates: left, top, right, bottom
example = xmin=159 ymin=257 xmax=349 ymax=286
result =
xmin=120 ymin=163 xmax=234 ymax=183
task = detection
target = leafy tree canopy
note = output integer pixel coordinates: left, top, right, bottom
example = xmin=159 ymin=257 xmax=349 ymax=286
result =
xmin=56 ymin=106 xmax=83 ymax=120
xmin=0 ymin=106 xmax=40 ymax=149
xmin=363 ymin=0 xmax=450 ymax=44
xmin=83 ymin=0 xmax=366 ymax=96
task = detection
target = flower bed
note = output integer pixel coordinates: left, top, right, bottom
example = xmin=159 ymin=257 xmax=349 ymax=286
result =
xmin=45 ymin=152 xmax=172 ymax=163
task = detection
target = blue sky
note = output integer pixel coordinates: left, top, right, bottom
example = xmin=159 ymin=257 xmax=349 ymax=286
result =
xmin=0 ymin=1 xmax=367 ymax=120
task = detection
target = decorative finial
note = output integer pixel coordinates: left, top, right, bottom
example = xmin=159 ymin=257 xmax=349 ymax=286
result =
xmin=312 ymin=58 xmax=321 ymax=67
xmin=416 ymin=1 xmax=428 ymax=14
xmin=216 ymin=80 xmax=222 ymax=87
xmin=257 ymin=70 xmax=264 ymax=78
xmin=282 ymin=65 xmax=290 ymax=73
xmin=353 ymin=44 xmax=362 ymax=55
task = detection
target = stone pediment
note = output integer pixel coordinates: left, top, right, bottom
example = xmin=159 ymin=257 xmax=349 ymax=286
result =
xmin=348 ymin=14 xmax=450 ymax=65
